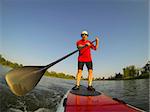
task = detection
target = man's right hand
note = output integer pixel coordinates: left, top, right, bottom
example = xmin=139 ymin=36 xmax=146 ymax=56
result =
xmin=86 ymin=42 xmax=91 ymax=46
xmin=77 ymin=44 xmax=84 ymax=49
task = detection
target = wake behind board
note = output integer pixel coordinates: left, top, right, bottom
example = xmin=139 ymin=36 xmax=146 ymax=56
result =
xmin=58 ymin=85 xmax=144 ymax=112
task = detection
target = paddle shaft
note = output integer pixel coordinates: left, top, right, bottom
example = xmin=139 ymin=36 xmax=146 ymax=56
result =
xmin=45 ymin=40 xmax=96 ymax=69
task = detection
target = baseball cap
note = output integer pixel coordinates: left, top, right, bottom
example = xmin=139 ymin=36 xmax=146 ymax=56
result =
xmin=81 ymin=31 xmax=88 ymax=35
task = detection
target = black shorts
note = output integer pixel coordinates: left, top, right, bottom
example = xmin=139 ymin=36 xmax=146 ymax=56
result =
xmin=78 ymin=61 xmax=93 ymax=70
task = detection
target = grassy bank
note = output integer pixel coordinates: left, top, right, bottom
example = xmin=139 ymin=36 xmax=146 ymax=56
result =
xmin=0 ymin=54 xmax=75 ymax=79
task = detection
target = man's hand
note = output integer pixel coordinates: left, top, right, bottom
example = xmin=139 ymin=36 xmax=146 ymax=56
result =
xmin=95 ymin=36 xmax=99 ymax=42
xmin=86 ymin=42 xmax=91 ymax=46
xmin=77 ymin=44 xmax=84 ymax=49
xmin=95 ymin=36 xmax=99 ymax=50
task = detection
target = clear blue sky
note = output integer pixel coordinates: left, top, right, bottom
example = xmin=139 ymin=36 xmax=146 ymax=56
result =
xmin=0 ymin=0 xmax=149 ymax=78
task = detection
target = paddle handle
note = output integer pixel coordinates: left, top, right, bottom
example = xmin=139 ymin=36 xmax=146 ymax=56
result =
xmin=45 ymin=40 xmax=96 ymax=69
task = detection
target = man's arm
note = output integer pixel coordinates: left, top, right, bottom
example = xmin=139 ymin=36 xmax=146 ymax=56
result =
xmin=77 ymin=44 xmax=84 ymax=49
xmin=95 ymin=36 xmax=99 ymax=50
xmin=76 ymin=41 xmax=84 ymax=49
xmin=89 ymin=37 xmax=99 ymax=50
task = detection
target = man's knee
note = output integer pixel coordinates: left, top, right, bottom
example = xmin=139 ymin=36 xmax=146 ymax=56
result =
xmin=77 ymin=69 xmax=82 ymax=74
xmin=88 ymin=69 xmax=93 ymax=74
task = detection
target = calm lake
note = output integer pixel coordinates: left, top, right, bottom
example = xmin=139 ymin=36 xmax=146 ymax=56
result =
xmin=0 ymin=65 xmax=149 ymax=112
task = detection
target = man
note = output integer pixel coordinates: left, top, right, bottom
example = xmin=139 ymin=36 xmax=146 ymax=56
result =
xmin=72 ymin=31 xmax=99 ymax=91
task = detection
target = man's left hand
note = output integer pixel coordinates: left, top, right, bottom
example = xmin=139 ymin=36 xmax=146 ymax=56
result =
xmin=95 ymin=36 xmax=99 ymax=42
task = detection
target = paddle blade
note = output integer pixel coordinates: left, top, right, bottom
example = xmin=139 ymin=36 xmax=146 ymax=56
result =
xmin=5 ymin=66 xmax=47 ymax=96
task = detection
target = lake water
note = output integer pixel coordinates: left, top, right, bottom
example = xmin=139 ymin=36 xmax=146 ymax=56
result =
xmin=0 ymin=65 xmax=149 ymax=112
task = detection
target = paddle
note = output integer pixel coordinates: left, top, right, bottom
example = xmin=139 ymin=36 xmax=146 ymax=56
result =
xmin=5 ymin=40 xmax=96 ymax=96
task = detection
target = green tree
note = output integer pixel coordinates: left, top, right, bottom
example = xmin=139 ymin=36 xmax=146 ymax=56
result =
xmin=123 ymin=65 xmax=137 ymax=79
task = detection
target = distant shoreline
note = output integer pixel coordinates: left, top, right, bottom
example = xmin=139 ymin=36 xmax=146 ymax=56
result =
xmin=0 ymin=64 xmax=149 ymax=81
xmin=0 ymin=54 xmax=149 ymax=80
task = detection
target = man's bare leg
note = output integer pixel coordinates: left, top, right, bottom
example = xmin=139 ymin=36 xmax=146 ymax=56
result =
xmin=87 ymin=69 xmax=95 ymax=91
xmin=88 ymin=69 xmax=93 ymax=86
xmin=76 ymin=69 xmax=82 ymax=86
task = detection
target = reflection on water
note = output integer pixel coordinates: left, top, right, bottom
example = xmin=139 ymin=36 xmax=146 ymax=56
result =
xmin=94 ymin=79 xmax=149 ymax=111
xmin=0 ymin=65 xmax=149 ymax=112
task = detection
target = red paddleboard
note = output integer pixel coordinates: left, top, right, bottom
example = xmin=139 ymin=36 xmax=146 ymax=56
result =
xmin=63 ymin=85 xmax=144 ymax=112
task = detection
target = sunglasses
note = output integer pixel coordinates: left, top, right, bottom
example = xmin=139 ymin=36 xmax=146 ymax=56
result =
xmin=81 ymin=34 xmax=88 ymax=36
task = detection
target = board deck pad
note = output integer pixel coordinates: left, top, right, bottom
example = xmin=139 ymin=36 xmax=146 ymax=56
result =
xmin=70 ymin=85 xmax=101 ymax=96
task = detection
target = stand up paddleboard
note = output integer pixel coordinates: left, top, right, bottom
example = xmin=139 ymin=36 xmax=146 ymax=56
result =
xmin=57 ymin=85 xmax=144 ymax=112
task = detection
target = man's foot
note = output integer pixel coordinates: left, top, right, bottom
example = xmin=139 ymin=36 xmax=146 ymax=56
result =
xmin=72 ymin=85 xmax=80 ymax=90
xmin=87 ymin=86 xmax=95 ymax=91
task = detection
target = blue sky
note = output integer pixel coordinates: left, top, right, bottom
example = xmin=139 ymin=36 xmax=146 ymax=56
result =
xmin=1 ymin=0 xmax=149 ymax=78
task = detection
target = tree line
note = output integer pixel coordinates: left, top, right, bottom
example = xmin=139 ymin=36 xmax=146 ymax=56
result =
xmin=106 ymin=62 xmax=150 ymax=80
xmin=0 ymin=54 xmax=75 ymax=79
xmin=44 ymin=71 xmax=75 ymax=79
xmin=1 ymin=54 xmax=149 ymax=80
xmin=0 ymin=54 xmax=23 ymax=68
